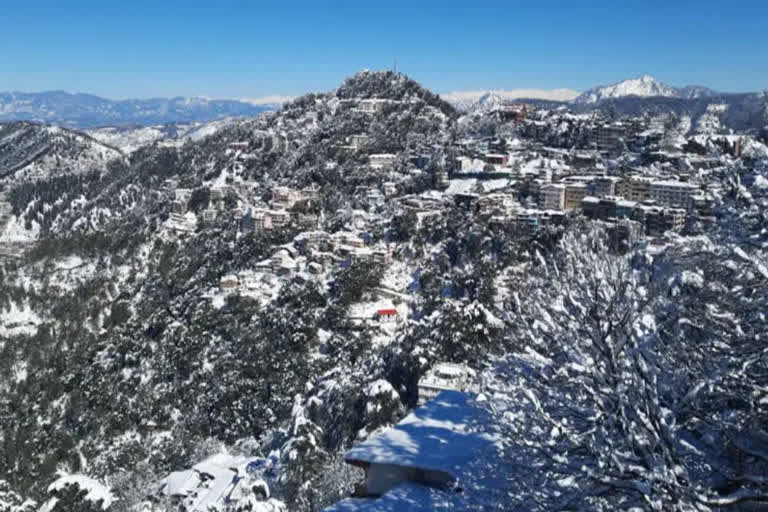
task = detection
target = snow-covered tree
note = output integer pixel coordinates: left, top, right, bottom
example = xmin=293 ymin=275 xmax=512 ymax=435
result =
xmin=490 ymin=227 xmax=768 ymax=510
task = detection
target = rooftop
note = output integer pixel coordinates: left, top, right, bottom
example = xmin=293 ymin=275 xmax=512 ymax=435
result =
xmin=345 ymin=391 xmax=495 ymax=478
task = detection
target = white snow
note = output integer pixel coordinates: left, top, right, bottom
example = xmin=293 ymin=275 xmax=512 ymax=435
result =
xmin=0 ymin=302 xmax=41 ymax=337
xmin=44 ymin=474 xmax=115 ymax=510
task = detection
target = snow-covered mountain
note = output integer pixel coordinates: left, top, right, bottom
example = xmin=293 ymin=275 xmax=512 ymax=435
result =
xmin=573 ymin=75 xmax=719 ymax=104
xmin=445 ymin=88 xmax=579 ymax=111
xmin=85 ymin=118 xmax=237 ymax=154
xmin=0 ymin=122 xmax=122 ymax=181
xmin=0 ymin=90 xmax=276 ymax=129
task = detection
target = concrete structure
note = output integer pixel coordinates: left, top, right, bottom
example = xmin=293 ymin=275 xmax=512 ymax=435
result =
xmin=591 ymin=176 xmax=622 ymax=197
xmin=538 ymin=184 xmax=565 ymax=210
xmin=159 ymin=454 xmax=273 ymax=512
xmin=508 ymin=208 xmax=541 ymax=230
xmin=648 ymin=180 xmax=697 ymax=210
xmin=582 ymin=195 xmax=632 ymax=220
xmin=342 ymin=391 xmax=492 ymax=499
xmin=418 ymin=363 xmax=477 ymax=405
xmin=370 ymin=154 xmax=396 ymax=169
xmin=268 ymin=210 xmax=290 ymax=228
xmin=201 ymin=209 xmax=217 ymax=223
xmin=356 ymin=98 xmax=395 ymax=113
xmin=564 ymin=183 xmax=590 ymax=210
xmin=617 ymin=176 xmax=652 ymax=202
xmin=485 ymin=153 xmax=509 ymax=166
xmin=497 ymin=103 xmax=528 ymax=123
xmin=590 ymin=124 xmax=628 ymax=151
xmin=636 ymin=205 xmax=686 ymax=235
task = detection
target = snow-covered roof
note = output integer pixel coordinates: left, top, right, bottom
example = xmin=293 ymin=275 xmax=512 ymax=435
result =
xmin=650 ymin=180 xmax=698 ymax=188
xmin=165 ymin=470 xmax=200 ymax=496
xmin=345 ymin=391 xmax=495 ymax=477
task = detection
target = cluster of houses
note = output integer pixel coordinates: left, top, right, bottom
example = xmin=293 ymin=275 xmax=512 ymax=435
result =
xmin=216 ymin=228 xmax=394 ymax=307
xmin=449 ymin=141 xmax=711 ymax=237
xmin=239 ymin=186 xmax=320 ymax=234
xmin=536 ymin=174 xmax=708 ymax=235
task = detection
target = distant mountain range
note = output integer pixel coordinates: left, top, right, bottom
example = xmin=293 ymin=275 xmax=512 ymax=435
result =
xmin=443 ymin=88 xmax=579 ymax=111
xmin=447 ymin=75 xmax=748 ymax=112
xmin=572 ymin=75 xmax=721 ymax=104
xmin=0 ymin=91 xmax=280 ymax=128
xmin=1 ymin=75 xmax=756 ymax=127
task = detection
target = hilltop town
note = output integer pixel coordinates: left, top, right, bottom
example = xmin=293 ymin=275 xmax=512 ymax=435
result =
xmin=1 ymin=71 xmax=767 ymax=511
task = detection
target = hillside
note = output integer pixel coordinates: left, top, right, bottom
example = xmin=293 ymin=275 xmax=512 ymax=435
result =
xmin=1 ymin=70 xmax=767 ymax=512
xmin=0 ymin=122 xmax=123 ymax=181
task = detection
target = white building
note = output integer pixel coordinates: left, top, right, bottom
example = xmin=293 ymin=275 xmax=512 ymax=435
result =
xmin=649 ymin=180 xmax=698 ymax=210
xmin=369 ymin=154 xmax=396 ymax=169
xmin=159 ymin=454 xmax=281 ymax=512
xmin=417 ymin=363 xmax=477 ymax=405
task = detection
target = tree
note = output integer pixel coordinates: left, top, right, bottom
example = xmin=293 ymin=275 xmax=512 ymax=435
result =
xmin=489 ymin=227 xmax=768 ymax=510
xmin=279 ymin=396 xmax=328 ymax=512
xmin=187 ymin=186 xmax=211 ymax=213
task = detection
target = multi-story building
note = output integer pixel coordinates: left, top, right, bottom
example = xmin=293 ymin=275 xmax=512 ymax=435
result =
xmin=271 ymin=187 xmax=299 ymax=209
xmin=268 ymin=210 xmax=290 ymax=228
xmin=636 ymin=205 xmax=686 ymax=235
xmin=509 ymin=209 xmax=540 ymax=230
xmin=349 ymin=134 xmax=369 ymax=150
xmin=590 ymin=124 xmax=628 ymax=151
xmin=201 ymin=209 xmax=217 ymax=223
xmin=648 ymin=180 xmax=697 ymax=210
xmin=356 ymin=98 xmax=393 ymax=113
xmin=538 ymin=184 xmax=565 ymax=210
xmin=383 ymin=182 xmax=397 ymax=196
xmin=369 ymin=154 xmax=396 ymax=169
xmin=616 ymin=199 xmax=638 ymax=219
xmin=591 ymin=176 xmax=622 ymax=197
xmin=581 ymin=196 xmax=602 ymax=219
xmin=496 ymin=103 xmax=528 ymax=123
xmin=564 ymin=183 xmax=590 ymax=210
xmin=617 ymin=176 xmax=652 ymax=202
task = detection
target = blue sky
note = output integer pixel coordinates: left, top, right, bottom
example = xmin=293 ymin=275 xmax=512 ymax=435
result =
xmin=1 ymin=0 xmax=766 ymax=99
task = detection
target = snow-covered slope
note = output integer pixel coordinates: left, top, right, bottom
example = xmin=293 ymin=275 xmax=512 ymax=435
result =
xmin=574 ymin=75 xmax=719 ymax=104
xmin=0 ymin=122 xmax=122 ymax=181
xmin=86 ymin=118 xmax=237 ymax=153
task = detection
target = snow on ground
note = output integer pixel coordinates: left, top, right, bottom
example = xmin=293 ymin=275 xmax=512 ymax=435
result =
xmin=444 ymin=179 xmax=477 ymax=195
xmin=380 ymin=260 xmax=416 ymax=293
xmin=0 ymin=302 xmax=42 ymax=338
xmin=41 ymin=474 xmax=115 ymax=511
xmin=0 ymin=215 xmax=39 ymax=243
xmin=88 ymin=119 xmax=238 ymax=153
xmin=348 ymin=298 xmax=400 ymax=320
xmin=205 ymin=270 xmax=285 ymax=310
xmin=87 ymin=125 xmax=168 ymax=153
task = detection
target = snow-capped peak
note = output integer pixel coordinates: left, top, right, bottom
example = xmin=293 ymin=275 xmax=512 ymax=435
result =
xmin=574 ymin=75 xmax=679 ymax=104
